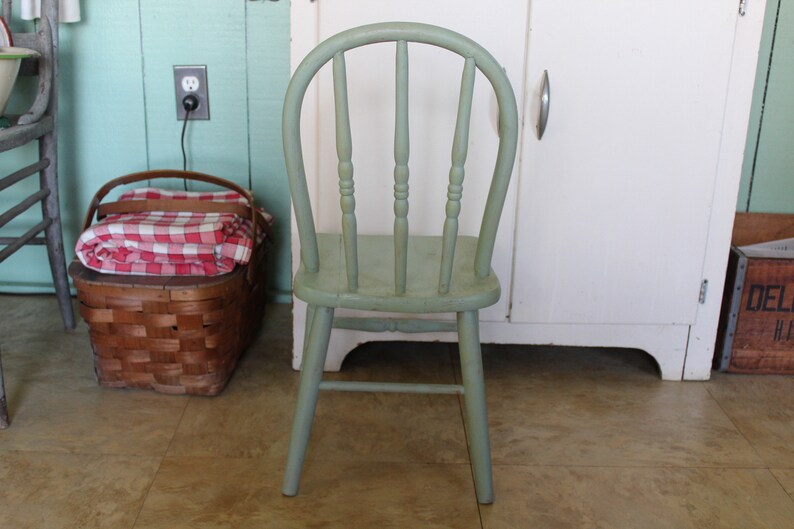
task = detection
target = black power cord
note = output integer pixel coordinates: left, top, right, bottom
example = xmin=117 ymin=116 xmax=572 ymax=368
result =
xmin=181 ymin=95 xmax=199 ymax=190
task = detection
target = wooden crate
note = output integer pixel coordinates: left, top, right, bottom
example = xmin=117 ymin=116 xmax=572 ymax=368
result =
xmin=716 ymin=213 xmax=794 ymax=373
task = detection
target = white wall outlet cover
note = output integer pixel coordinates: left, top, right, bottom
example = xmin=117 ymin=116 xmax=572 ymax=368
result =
xmin=181 ymin=76 xmax=200 ymax=92
xmin=174 ymin=65 xmax=209 ymax=120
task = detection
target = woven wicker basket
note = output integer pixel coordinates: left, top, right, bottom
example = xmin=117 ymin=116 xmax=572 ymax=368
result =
xmin=69 ymin=170 xmax=271 ymax=396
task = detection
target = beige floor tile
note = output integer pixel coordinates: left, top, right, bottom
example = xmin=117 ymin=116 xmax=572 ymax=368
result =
xmin=2 ymin=329 xmax=94 ymax=389
xmin=0 ymin=378 xmax=188 ymax=455
xmin=482 ymin=465 xmax=794 ymax=529
xmin=134 ymin=456 xmax=480 ymax=529
xmin=706 ymin=373 xmax=794 ymax=468
xmin=310 ymin=390 xmax=469 ymax=464
xmin=771 ymin=469 xmax=794 ymax=498
xmin=479 ymin=346 xmax=762 ymax=467
xmin=166 ymin=339 xmax=299 ymax=460
xmin=0 ymin=451 xmax=161 ymax=529
xmin=170 ymin=340 xmax=469 ymax=464
xmin=0 ymin=294 xmax=73 ymax=335
xmin=0 ymin=302 xmax=188 ymax=455
xmin=247 ymin=302 xmax=294 ymax=365
xmin=9 ymin=294 xmax=794 ymax=528
xmin=313 ymin=342 xmax=468 ymax=464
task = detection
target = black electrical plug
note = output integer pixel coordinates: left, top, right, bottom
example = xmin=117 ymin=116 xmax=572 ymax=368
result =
xmin=180 ymin=95 xmax=199 ymax=182
xmin=182 ymin=95 xmax=199 ymax=112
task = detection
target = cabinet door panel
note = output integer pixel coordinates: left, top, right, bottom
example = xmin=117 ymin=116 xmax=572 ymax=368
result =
xmin=308 ymin=0 xmax=528 ymax=322
xmin=511 ymin=0 xmax=738 ymax=325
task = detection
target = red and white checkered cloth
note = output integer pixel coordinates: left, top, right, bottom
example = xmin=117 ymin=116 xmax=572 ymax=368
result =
xmin=75 ymin=187 xmax=272 ymax=276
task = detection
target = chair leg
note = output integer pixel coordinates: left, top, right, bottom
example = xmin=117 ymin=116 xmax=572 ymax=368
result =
xmin=0 ymin=351 xmax=8 ymax=429
xmin=41 ymin=215 xmax=75 ymax=330
xmin=457 ymin=310 xmax=494 ymax=504
xmin=302 ymin=303 xmax=316 ymax=356
xmin=39 ymin=145 xmax=75 ymax=330
xmin=282 ymin=305 xmax=334 ymax=496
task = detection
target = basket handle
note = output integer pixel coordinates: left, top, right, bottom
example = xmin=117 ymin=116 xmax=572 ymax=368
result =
xmin=81 ymin=169 xmax=267 ymax=283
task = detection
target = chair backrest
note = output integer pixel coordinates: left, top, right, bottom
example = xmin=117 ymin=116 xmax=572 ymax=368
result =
xmin=1 ymin=0 xmax=58 ymax=126
xmin=284 ymin=22 xmax=518 ymax=295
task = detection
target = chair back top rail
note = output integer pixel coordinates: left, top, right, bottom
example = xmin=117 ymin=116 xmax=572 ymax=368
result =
xmin=283 ymin=22 xmax=518 ymax=293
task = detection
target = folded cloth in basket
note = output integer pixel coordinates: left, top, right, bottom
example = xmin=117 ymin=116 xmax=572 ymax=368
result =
xmin=75 ymin=187 xmax=271 ymax=276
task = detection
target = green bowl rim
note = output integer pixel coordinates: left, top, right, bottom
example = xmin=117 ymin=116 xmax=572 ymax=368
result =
xmin=0 ymin=47 xmax=40 ymax=59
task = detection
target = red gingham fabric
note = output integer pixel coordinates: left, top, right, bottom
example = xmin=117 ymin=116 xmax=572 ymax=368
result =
xmin=75 ymin=187 xmax=272 ymax=276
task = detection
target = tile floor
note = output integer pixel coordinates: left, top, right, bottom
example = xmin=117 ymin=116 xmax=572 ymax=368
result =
xmin=1 ymin=294 xmax=794 ymax=528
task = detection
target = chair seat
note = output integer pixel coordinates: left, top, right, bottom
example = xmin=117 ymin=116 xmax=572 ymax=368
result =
xmin=294 ymin=233 xmax=501 ymax=313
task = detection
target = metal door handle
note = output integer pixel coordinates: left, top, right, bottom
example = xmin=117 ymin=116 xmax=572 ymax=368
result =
xmin=537 ymin=70 xmax=550 ymax=140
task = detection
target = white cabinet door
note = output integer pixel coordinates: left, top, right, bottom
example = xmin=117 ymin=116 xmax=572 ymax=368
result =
xmin=297 ymin=0 xmax=528 ymax=323
xmin=511 ymin=0 xmax=740 ymax=325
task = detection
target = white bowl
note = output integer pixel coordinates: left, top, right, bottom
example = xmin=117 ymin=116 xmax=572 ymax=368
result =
xmin=0 ymin=47 xmax=40 ymax=117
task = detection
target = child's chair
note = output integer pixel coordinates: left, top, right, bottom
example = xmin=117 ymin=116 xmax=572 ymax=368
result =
xmin=281 ymin=22 xmax=518 ymax=504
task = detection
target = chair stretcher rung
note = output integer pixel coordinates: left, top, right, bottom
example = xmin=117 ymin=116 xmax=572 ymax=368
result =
xmin=0 ymin=188 xmax=50 ymax=229
xmin=332 ymin=317 xmax=457 ymax=333
xmin=319 ymin=380 xmax=464 ymax=395
xmin=0 ymin=236 xmax=45 ymax=245
xmin=0 ymin=159 xmax=50 ymax=193
xmin=0 ymin=219 xmax=51 ymax=263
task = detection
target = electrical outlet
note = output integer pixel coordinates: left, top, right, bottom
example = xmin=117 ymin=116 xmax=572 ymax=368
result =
xmin=174 ymin=65 xmax=210 ymax=120
xmin=181 ymin=75 xmax=200 ymax=93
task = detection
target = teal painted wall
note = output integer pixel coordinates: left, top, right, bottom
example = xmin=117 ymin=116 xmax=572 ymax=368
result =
xmin=0 ymin=0 xmax=292 ymax=301
xmin=739 ymin=0 xmax=794 ymax=213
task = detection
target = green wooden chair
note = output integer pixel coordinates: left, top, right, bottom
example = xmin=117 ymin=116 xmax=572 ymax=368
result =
xmin=282 ymin=22 xmax=518 ymax=504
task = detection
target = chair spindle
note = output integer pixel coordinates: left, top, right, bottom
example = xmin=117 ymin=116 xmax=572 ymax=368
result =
xmin=394 ymin=40 xmax=410 ymax=295
xmin=439 ymin=57 xmax=476 ymax=294
xmin=333 ymin=51 xmax=359 ymax=291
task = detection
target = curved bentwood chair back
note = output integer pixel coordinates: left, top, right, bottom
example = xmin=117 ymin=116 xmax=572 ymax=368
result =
xmin=282 ymin=22 xmax=518 ymax=504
